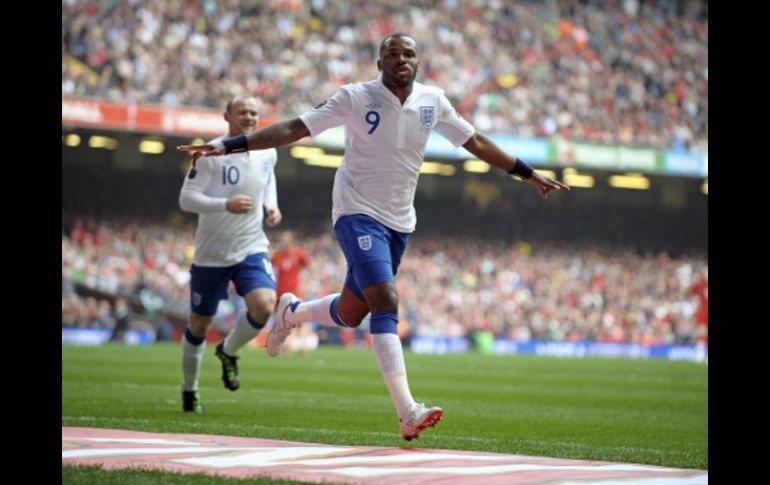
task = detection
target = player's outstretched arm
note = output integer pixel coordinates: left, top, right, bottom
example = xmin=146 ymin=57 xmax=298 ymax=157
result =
xmin=177 ymin=118 xmax=311 ymax=163
xmin=463 ymin=132 xmax=570 ymax=199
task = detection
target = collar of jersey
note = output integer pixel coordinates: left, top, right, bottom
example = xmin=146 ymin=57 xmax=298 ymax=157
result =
xmin=375 ymin=73 xmax=416 ymax=108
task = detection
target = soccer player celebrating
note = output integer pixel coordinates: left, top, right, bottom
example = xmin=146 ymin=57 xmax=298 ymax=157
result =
xmin=179 ymin=34 xmax=569 ymax=438
xmin=178 ymin=96 xmax=282 ymax=413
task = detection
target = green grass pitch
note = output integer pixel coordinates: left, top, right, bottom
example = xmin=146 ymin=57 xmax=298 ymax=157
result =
xmin=62 ymin=343 xmax=707 ymax=483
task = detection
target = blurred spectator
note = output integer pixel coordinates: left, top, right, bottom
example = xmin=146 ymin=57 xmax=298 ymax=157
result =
xmin=110 ymin=297 xmax=131 ymax=342
xmin=691 ymin=266 xmax=708 ymax=360
xmin=62 ymin=0 xmax=707 ymax=152
xmin=62 ymin=218 xmax=707 ymax=347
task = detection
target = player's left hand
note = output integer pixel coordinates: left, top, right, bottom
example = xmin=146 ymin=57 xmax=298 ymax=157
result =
xmin=265 ymin=207 xmax=282 ymax=227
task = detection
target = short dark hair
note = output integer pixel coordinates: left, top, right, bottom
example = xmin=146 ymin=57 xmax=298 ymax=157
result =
xmin=379 ymin=33 xmax=417 ymax=57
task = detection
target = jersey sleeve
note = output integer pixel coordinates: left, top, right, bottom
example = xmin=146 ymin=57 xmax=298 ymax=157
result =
xmin=434 ymin=93 xmax=475 ymax=147
xmin=262 ymin=149 xmax=279 ymax=210
xmin=179 ymin=156 xmax=227 ymax=213
xmin=299 ymin=87 xmax=353 ymax=137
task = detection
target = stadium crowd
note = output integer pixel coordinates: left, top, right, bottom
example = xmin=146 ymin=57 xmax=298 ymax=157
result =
xmin=62 ymin=220 xmax=708 ymax=346
xmin=62 ymin=0 xmax=707 ymax=152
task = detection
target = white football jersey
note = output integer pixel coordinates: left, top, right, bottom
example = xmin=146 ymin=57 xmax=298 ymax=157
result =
xmin=179 ymin=138 xmax=278 ymax=267
xmin=299 ymin=75 xmax=474 ymax=233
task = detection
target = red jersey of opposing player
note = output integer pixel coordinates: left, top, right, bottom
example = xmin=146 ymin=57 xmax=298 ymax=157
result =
xmin=691 ymin=277 xmax=708 ymax=326
xmin=271 ymin=231 xmax=311 ymax=298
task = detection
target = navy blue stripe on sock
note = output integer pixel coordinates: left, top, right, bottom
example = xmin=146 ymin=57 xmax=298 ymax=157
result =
xmin=370 ymin=311 xmax=398 ymax=334
xmin=246 ymin=312 xmax=265 ymax=329
xmin=184 ymin=328 xmax=205 ymax=346
xmin=330 ymin=295 xmax=348 ymax=327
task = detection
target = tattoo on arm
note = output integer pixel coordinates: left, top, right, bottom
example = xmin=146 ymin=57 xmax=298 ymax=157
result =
xmin=249 ymin=118 xmax=311 ymax=149
xmin=286 ymin=118 xmax=311 ymax=139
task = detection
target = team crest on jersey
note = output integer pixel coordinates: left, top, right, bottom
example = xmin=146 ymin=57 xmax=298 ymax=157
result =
xmin=357 ymin=235 xmax=372 ymax=251
xmin=419 ymin=106 xmax=435 ymax=131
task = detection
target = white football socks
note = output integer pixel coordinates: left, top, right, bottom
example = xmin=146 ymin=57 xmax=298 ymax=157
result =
xmin=285 ymin=294 xmax=342 ymax=327
xmin=224 ymin=312 xmax=263 ymax=356
xmin=181 ymin=335 xmax=206 ymax=391
xmin=371 ymin=332 xmax=415 ymax=420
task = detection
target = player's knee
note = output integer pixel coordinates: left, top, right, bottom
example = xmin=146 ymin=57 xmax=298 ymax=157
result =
xmin=337 ymin=307 xmax=368 ymax=328
xmin=246 ymin=291 xmax=276 ymax=322
xmin=365 ymin=286 xmax=399 ymax=314
xmin=250 ymin=300 xmax=275 ymax=322
xmin=189 ymin=313 xmax=214 ymax=336
xmin=343 ymin=315 xmax=365 ymax=328
xmin=337 ymin=290 xmax=371 ymax=327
